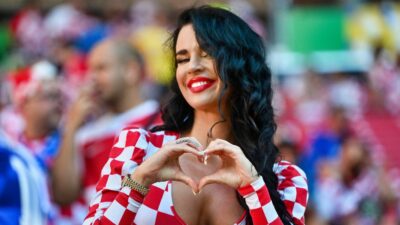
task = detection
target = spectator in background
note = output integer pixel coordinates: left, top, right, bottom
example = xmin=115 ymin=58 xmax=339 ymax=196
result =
xmin=5 ymin=60 xmax=63 ymax=224
xmin=52 ymin=37 xmax=161 ymax=224
xmin=9 ymin=0 xmax=48 ymax=59
xmin=277 ymin=141 xmax=300 ymax=164
xmin=315 ymin=137 xmax=398 ymax=225
xmin=367 ymin=46 xmax=400 ymax=114
xmin=300 ymin=106 xmax=353 ymax=201
xmin=130 ymin=0 xmax=174 ymax=100
xmin=0 ymin=129 xmax=51 ymax=225
xmin=44 ymin=0 xmax=95 ymax=43
xmin=0 ymin=76 xmax=24 ymax=140
xmin=7 ymin=60 xmax=63 ymax=174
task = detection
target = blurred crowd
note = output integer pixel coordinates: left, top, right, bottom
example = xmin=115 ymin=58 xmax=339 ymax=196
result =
xmin=274 ymin=1 xmax=400 ymax=224
xmin=0 ymin=0 xmax=399 ymax=225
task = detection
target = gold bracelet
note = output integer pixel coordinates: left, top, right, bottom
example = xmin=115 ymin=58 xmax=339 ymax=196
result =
xmin=121 ymin=174 xmax=149 ymax=196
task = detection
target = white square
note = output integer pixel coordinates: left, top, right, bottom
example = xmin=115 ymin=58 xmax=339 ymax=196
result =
xmin=163 ymin=135 xmax=177 ymax=145
xmin=144 ymin=142 xmax=159 ymax=160
xmin=101 ymin=159 xmax=112 ymax=174
xmin=282 ymin=186 xmax=297 ymax=202
xmin=105 ymin=201 xmax=125 ymax=224
xmin=292 ymin=176 xmax=308 ymax=189
xmin=136 ymin=133 xmax=150 ymax=149
xmin=292 ymin=202 xmax=306 ymax=219
xmin=251 ymin=176 xmax=264 ymax=190
xmin=121 ymin=160 xmax=138 ymax=176
xmin=106 ymin=174 xmax=122 ymax=190
xmin=262 ymin=202 xmax=279 ymax=222
xmin=114 ymin=130 xmax=128 ymax=148
xmin=157 ymin=186 xmax=173 ymax=215
xmin=116 ymin=146 xmax=134 ymax=161
xmin=245 ymin=192 xmax=262 ymax=209
xmin=134 ymin=204 xmax=158 ymax=225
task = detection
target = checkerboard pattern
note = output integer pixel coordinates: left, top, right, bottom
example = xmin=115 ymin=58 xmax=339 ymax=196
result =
xmin=83 ymin=128 xmax=308 ymax=225
xmin=61 ymin=101 xmax=162 ymax=224
xmin=238 ymin=161 xmax=308 ymax=225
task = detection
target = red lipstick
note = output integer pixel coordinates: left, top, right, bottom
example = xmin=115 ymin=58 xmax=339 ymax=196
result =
xmin=187 ymin=77 xmax=215 ymax=93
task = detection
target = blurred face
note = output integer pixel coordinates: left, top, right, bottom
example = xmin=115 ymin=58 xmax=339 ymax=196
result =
xmin=22 ymin=81 xmax=63 ymax=131
xmin=175 ymin=24 xmax=223 ymax=112
xmin=88 ymin=41 xmax=126 ymax=105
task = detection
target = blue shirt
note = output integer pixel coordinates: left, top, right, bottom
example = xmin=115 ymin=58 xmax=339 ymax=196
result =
xmin=0 ymin=131 xmax=49 ymax=225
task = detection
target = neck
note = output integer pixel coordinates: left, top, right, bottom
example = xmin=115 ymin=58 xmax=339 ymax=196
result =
xmin=185 ymin=110 xmax=232 ymax=148
xmin=110 ymin=88 xmax=143 ymax=114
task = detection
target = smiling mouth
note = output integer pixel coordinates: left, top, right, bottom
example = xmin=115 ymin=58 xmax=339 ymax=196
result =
xmin=187 ymin=79 xmax=215 ymax=93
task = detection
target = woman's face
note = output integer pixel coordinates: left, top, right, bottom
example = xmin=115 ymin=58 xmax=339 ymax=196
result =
xmin=175 ymin=24 xmax=223 ymax=112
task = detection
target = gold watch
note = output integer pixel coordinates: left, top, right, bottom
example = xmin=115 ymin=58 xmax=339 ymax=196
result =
xmin=121 ymin=174 xmax=149 ymax=196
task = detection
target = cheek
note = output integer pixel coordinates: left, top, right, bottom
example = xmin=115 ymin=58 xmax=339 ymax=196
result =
xmin=94 ymin=70 xmax=111 ymax=85
xmin=176 ymin=70 xmax=186 ymax=90
xmin=26 ymin=102 xmax=44 ymax=118
xmin=37 ymin=101 xmax=52 ymax=114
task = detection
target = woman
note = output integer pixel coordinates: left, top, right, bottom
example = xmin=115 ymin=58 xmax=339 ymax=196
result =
xmin=83 ymin=6 xmax=308 ymax=225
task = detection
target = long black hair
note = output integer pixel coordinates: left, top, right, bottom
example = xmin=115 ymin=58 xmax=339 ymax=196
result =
xmin=152 ymin=6 xmax=293 ymax=225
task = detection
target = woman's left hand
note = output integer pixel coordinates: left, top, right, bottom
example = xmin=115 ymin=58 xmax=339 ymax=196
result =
xmin=198 ymin=139 xmax=259 ymax=190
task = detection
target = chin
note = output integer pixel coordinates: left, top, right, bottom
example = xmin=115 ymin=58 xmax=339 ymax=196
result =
xmin=188 ymin=102 xmax=219 ymax=112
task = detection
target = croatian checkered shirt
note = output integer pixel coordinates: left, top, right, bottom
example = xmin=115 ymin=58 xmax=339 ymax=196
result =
xmin=83 ymin=128 xmax=308 ymax=225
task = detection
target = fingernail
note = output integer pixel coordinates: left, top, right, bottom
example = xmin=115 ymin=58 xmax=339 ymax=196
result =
xmin=204 ymin=155 xmax=208 ymax=165
xmin=192 ymin=190 xmax=197 ymax=196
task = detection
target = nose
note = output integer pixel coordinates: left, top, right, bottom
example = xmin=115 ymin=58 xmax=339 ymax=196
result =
xmin=188 ymin=56 xmax=204 ymax=74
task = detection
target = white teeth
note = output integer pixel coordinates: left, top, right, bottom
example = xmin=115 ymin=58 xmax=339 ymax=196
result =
xmin=191 ymin=81 xmax=208 ymax=88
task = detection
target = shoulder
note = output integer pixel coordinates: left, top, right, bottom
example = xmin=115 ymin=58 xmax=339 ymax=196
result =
xmin=111 ymin=126 xmax=179 ymax=154
xmin=104 ymin=127 xmax=179 ymax=175
xmin=75 ymin=114 xmax=117 ymax=144
xmin=273 ymin=160 xmax=308 ymax=190
xmin=273 ymin=161 xmax=308 ymax=223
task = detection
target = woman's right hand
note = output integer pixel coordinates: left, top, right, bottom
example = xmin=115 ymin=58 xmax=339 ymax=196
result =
xmin=131 ymin=137 xmax=203 ymax=192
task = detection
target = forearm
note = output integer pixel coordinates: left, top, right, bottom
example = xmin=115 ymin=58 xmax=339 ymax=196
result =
xmin=238 ymin=162 xmax=309 ymax=225
xmin=83 ymin=180 xmax=145 ymax=225
xmin=83 ymin=128 xmax=153 ymax=225
xmin=51 ymin=125 xmax=81 ymax=205
xmin=238 ymin=176 xmax=285 ymax=225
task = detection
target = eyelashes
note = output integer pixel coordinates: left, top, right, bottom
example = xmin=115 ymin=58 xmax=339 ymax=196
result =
xmin=176 ymin=52 xmax=209 ymax=65
xmin=176 ymin=58 xmax=189 ymax=64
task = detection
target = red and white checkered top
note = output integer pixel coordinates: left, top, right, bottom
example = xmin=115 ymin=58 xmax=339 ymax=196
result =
xmin=83 ymin=128 xmax=308 ymax=225
xmin=58 ymin=100 xmax=161 ymax=225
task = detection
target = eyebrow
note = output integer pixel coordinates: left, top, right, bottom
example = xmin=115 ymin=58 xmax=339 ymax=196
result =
xmin=175 ymin=49 xmax=188 ymax=56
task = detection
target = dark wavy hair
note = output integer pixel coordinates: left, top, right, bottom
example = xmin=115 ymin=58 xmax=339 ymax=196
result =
xmin=152 ymin=6 xmax=293 ymax=224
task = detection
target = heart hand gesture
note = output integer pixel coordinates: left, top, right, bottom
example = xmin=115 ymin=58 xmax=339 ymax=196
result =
xmin=199 ymin=139 xmax=259 ymax=190
xmin=131 ymin=137 xmax=203 ymax=192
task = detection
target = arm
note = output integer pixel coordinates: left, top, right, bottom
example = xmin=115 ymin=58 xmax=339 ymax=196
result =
xmin=51 ymin=91 xmax=98 ymax=205
xmin=238 ymin=162 xmax=308 ymax=225
xmin=83 ymin=130 xmax=202 ymax=225
xmin=83 ymin=128 xmax=149 ymax=225
xmin=198 ymin=139 xmax=308 ymax=225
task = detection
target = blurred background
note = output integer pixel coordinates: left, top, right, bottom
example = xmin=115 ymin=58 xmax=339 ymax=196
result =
xmin=0 ymin=0 xmax=399 ymax=225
